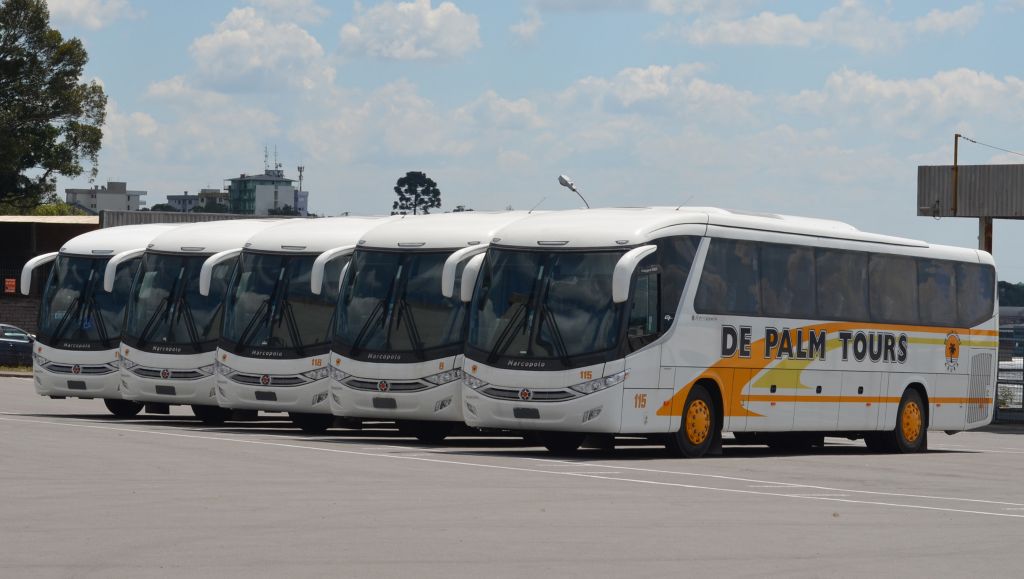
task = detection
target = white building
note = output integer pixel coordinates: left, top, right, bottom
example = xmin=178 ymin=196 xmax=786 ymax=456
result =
xmin=65 ymin=181 xmax=146 ymax=213
xmin=166 ymin=191 xmax=201 ymax=213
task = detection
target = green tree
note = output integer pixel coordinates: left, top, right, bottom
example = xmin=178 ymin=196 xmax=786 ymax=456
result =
xmin=0 ymin=0 xmax=108 ymax=213
xmin=191 ymin=202 xmax=230 ymax=214
xmin=392 ymin=171 xmax=441 ymax=215
xmin=150 ymin=203 xmax=177 ymax=212
xmin=30 ymin=200 xmax=84 ymax=215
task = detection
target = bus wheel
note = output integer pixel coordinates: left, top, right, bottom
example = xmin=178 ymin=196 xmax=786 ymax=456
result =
xmin=401 ymin=420 xmax=455 ymax=444
xmin=666 ymin=384 xmax=716 ymax=458
xmin=104 ymin=399 xmax=143 ymax=418
xmin=866 ymin=389 xmax=927 ymax=453
xmin=289 ymin=412 xmax=332 ymax=434
xmin=192 ymin=404 xmax=230 ymax=425
xmin=539 ymin=432 xmax=585 ymax=455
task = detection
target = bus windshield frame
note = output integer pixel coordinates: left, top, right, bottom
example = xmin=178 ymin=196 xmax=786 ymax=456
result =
xmin=37 ymin=254 xmax=137 ymax=351
xmin=220 ymin=251 xmax=346 ymax=359
xmin=121 ymin=252 xmax=233 ymax=354
xmin=333 ymin=249 xmax=467 ymax=363
xmin=466 ymin=247 xmax=628 ymax=370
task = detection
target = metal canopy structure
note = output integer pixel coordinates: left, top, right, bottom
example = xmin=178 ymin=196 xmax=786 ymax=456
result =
xmin=917 ymin=163 xmax=1024 ymax=253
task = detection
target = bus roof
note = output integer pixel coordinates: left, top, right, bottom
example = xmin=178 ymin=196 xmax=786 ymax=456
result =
xmin=60 ymin=224 xmax=181 ymax=257
xmin=146 ymin=219 xmax=281 ymax=254
xmin=357 ymin=211 xmax=531 ymax=250
xmin=242 ymin=216 xmax=394 ymax=254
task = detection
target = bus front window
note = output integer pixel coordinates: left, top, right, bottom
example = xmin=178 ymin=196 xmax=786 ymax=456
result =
xmin=334 ymin=251 xmax=466 ymax=360
xmin=467 ymin=249 xmax=625 ymax=367
xmin=38 ymin=255 xmax=136 ymax=349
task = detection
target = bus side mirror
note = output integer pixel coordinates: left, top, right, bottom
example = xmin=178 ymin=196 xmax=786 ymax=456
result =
xmin=460 ymin=253 xmax=487 ymax=303
xmin=20 ymin=251 xmax=58 ymax=295
xmin=311 ymin=245 xmax=356 ymax=295
xmin=199 ymin=248 xmax=242 ymax=296
xmin=102 ymin=248 xmax=146 ymax=293
xmin=612 ymin=245 xmax=657 ymax=304
xmin=442 ymin=244 xmax=489 ymax=298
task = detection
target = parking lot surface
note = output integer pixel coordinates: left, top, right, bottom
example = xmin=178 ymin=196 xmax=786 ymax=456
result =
xmin=2 ymin=375 xmax=1023 ymax=578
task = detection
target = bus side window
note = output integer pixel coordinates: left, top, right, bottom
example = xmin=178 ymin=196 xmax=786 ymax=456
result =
xmin=655 ymin=236 xmax=699 ymax=331
xmin=694 ymin=239 xmax=760 ymax=316
xmin=918 ymin=258 xmax=957 ymax=326
xmin=957 ymin=263 xmax=995 ymax=327
xmin=869 ymin=254 xmax=918 ymax=324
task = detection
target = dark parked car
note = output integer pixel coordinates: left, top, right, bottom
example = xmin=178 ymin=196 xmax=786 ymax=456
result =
xmin=0 ymin=324 xmax=33 ymax=366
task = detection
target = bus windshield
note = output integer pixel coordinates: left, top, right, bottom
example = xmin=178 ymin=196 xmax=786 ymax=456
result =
xmin=122 ymin=253 xmax=233 ymax=353
xmin=221 ymin=252 xmax=344 ymax=358
xmin=37 ymin=255 xmax=138 ymax=350
xmin=334 ymin=250 xmax=465 ymax=361
xmin=467 ymin=248 xmax=626 ymax=367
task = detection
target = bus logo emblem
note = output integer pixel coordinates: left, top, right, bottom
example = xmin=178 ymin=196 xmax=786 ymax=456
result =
xmin=944 ymin=333 xmax=961 ymax=372
xmin=519 ymin=388 xmax=532 ymax=401
xmin=378 ymin=380 xmax=390 ymax=392
xmin=260 ymin=375 xmax=271 ymax=385
xmin=160 ymin=369 xmax=170 ymax=380
xmin=71 ymin=364 xmax=81 ymax=375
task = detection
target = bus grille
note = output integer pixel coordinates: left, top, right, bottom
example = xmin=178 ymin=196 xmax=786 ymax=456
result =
xmin=479 ymin=386 xmax=579 ymax=402
xmin=133 ymin=367 xmax=204 ymax=380
xmin=969 ymin=353 xmax=993 ymax=423
xmin=229 ymin=373 xmax=307 ymax=387
xmin=346 ymin=379 xmax=430 ymax=392
xmin=42 ymin=362 xmax=117 ymax=375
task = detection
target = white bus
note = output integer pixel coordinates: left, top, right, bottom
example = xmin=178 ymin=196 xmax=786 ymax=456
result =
xmin=461 ymin=207 xmax=998 ymax=456
xmin=205 ymin=216 xmax=393 ymax=432
xmin=21 ymin=224 xmax=180 ymax=416
xmin=327 ymin=211 xmax=528 ymax=442
xmin=115 ymin=219 xmax=281 ymax=423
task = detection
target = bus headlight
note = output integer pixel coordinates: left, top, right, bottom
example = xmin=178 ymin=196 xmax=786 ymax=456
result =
xmin=302 ymin=367 xmax=330 ymax=381
xmin=569 ymin=370 xmax=628 ymax=395
xmin=463 ymin=374 xmax=488 ymax=390
xmin=33 ymin=353 xmax=50 ymax=366
xmin=330 ymin=366 xmax=350 ymax=382
xmin=424 ymin=368 xmax=463 ymax=385
xmin=196 ymin=364 xmax=215 ymax=376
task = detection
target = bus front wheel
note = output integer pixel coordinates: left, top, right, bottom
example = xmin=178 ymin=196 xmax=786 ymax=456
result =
xmin=104 ymin=398 xmax=143 ymax=418
xmin=289 ymin=412 xmax=332 ymax=434
xmin=865 ymin=389 xmax=927 ymax=453
xmin=666 ymin=384 xmax=717 ymax=458
xmin=192 ymin=404 xmax=230 ymax=425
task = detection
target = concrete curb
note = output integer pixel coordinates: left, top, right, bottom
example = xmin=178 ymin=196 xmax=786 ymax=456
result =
xmin=0 ymin=372 xmax=32 ymax=379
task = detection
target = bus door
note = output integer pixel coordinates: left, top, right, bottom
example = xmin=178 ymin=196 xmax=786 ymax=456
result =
xmin=837 ymin=370 xmax=881 ymax=431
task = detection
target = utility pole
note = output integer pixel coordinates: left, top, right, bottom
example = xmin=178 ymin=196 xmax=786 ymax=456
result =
xmin=952 ymin=133 xmax=959 ymax=216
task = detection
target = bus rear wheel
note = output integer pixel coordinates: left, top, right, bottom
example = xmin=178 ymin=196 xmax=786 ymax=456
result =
xmin=865 ymin=389 xmax=927 ymax=453
xmin=399 ymin=420 xmax=455 ymax=444
xmin=192 ymin=404 xmax=230 ymax=425
xmin=666 ymin=384 xmax=717 ymax=458
xmin=104 ymin=398 xmax=143 ymax=418
xmin=289 ymin=412 xmax=332 ymax=434
xmin=538 ymin=432 xmax=585 ymax=455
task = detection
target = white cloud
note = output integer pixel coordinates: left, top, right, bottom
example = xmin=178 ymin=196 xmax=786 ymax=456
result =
xmin=783 ymin=68 xmax=1024 ymax=138
xmin=248 ymin=0 xmax=329 ymax=24
xmin=510 ymin=7 xmax=543 ymax=40
xmin=914 ymin=3 xmax=983 ymax=34
xmin=190 ymin=7 xmax=334 ymax=91
xmin=340 ymin=0 xmax=481 ymax=60
xmin=676 ymin=1 xmax=982 ymax=51
xmin=47 ymin=0 xmax=138 ymax=29
xmin=455 ymin=91 xmax=545 ymax=130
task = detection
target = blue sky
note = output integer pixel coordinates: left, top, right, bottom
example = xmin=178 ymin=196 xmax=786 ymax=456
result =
xmin=46 ymin=0 xmax=1024 ymax=279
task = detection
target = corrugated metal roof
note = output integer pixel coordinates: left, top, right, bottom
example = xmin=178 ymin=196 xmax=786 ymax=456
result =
xmin=918 ymin=164 xmax=1024 ymax=217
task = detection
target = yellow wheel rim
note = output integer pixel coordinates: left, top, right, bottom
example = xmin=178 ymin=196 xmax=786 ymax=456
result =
xmin=685 ymin=399 xmax=711 ymax=446
xmin=901 ymin=401 xmax=923 ymax=443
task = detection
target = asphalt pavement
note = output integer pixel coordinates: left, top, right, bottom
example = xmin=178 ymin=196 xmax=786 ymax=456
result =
xmin=2 ymin=375 xmax=1023 ymax=578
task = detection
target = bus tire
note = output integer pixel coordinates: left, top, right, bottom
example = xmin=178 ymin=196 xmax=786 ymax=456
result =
xmin=104 ymin=398 xmax=143 ymax=418
xmin=289 ymin=412 xmax=332 ymax=434
xmin=192 ymin=404 xmax=230 ymax=425
xmin=539 ymin=432 xmax=585 ymax=455
xmin=403 ymin=420 xmax=455 ymax=444
xmin=867 ymin=389 xmax=927 ymax=453
xmin=666 ymin=383 xmax=717 ymax=458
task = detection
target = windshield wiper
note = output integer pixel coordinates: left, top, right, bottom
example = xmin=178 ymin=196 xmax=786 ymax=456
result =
xmin=538 ymin=303 xmax=571 ymax=367
xmin=135 ymin=297 xmax=170 ymax=349
xmin=50 ymin=296 xmax=83 ymax=342
xmin=348 ymin=300 xmax=385 ymax=355
xmin=280 ymin=300 xmax=305 ymax=357
xmin=485 ymin=301 xmax=528 ymax=364
xmin=395 ymin=297 xmax=426 ymax=359
xmin=236 ymin=298 xmax=270 ymax=349
xmin=175 ymin=297 xmax=203 ymax=351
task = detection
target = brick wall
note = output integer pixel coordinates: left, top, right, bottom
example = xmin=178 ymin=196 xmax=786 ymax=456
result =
xmin=0 ymin=296 xmax=41 ymax=334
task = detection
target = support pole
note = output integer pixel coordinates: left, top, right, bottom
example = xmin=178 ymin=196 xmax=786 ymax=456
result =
xmin=979 ymin=217 xmax=993 ymax=254
xmin=952 ymin=133 xmax=960 ymax=216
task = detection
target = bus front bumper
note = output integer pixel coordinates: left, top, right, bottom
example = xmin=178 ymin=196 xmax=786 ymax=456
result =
xmin=215 ymin=377 xmax=332 ymax=414
xmin=122 ymin=374 xmax=218 ymax=406
xmin=462 ymin=384 xmax=623 ymax=433
xmin=331 ymin=379 xmax=463 ymax=421
xmin=33 ymin=363 xmax=121 ymax=399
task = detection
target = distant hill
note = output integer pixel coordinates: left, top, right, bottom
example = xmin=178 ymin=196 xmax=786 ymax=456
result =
xmin=1000 ymin=281 xmax=1024 ymax=306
